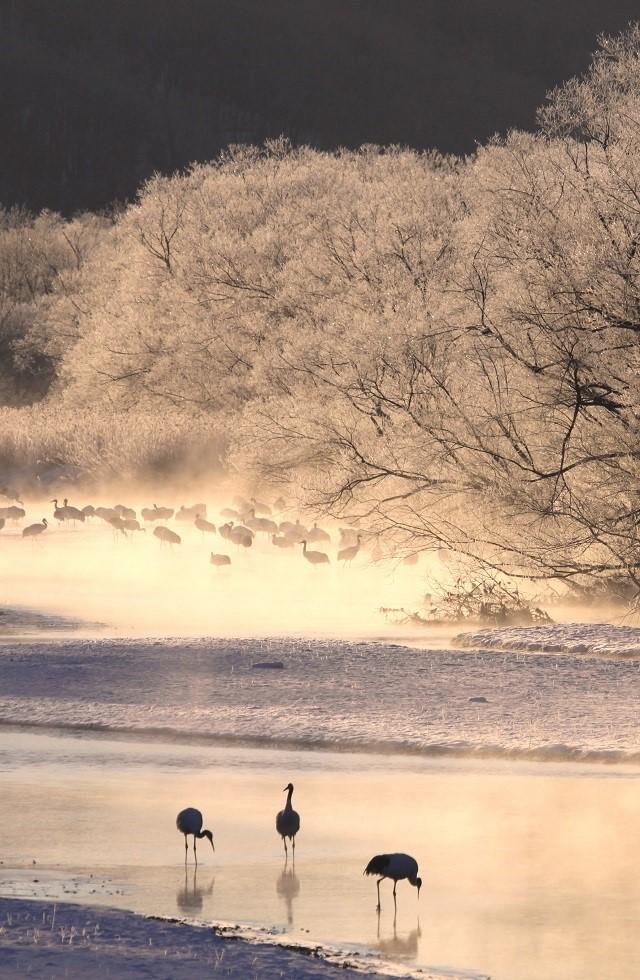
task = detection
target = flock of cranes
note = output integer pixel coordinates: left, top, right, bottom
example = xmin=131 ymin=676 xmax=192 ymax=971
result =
xmin=178 ymin=784 xmax=422 ymax=912
xmin=2 ymin=490 xmax=375 ymax=569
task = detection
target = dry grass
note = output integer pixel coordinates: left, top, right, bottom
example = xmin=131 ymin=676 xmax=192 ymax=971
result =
xmin=0 ymin=405 xmax=225 ymax=490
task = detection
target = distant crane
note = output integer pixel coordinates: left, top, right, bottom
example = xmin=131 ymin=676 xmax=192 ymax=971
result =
xmin=95 ymin=506 xmax=118 ymax=522
xmin=363 ymin=853 xmax=422 ymax=911
xmin=250 ymin=496 xmax=272 ymax=516
xmin=272 ymin=534 xmax=295 ymax=548
xmin=276 ymin=783 xmax=301 ymax=855
xmin=0 ymin=485 xmax=22 ymax=503
xmin=51 ymin=499 xmax=66 ymax=523
xmin=153 ymin=525 xmax=181 ymax=546
xmin=246 ymin=510 xmax=278 ymax=534
xmin=307 ymin=523 xmax=331 ymax=544
xmin=122 ymin=518 xmax=144 ymax=533
xmin=61 ymin=499 xmax=86 ymax=523
xmin=210 ymin=552 xmax=231 ymax=566
xmin=22 ymin=518 xmax=48 ymax=539
xmin=176 ymin=807 xmax=215 ymax=865
xmin=338 ymin=534 xmax=362 ymax=565
xmin=141 ymin=504 xmax=174 ymax=522
xmin=229 ymin=524 xmax=253 ymax=548
xmin=0 ymin=504 xmax=25 ymax=522
xmin=195 ymin=514 xmax=216 ymax=535
xmin=338 ymin=528 xmax=359 ymax=548
xmin=107 ymin=515 xmax=128 ymax=535
xmin=301 ymin=540 xmax=329 ymax=565
xmin=177 ymin=504 xmax=207 ymax=521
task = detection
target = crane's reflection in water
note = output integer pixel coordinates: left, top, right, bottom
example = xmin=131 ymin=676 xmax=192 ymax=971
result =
xmin=176 ymin=867 xmax=214 ymax=915
xmin=276 ymin=856 xmax=300 ymax=926
xmin=377 ymin=914 xmax=422 ymax=959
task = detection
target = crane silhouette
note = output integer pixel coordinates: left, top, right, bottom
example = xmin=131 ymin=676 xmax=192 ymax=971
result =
xmin=176 ymin=807 xmax=215 ymax=865
xmin=276 ymin=783 xmax=300 ymax=854
xmin=364 ymin=853 xmax=422 ymax=911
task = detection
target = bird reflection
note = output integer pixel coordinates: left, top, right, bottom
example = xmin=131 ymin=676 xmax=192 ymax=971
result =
xmin=377 ymin=916 xmax=422 ymax=959
xmin=276 ymin=856 xmax=300 ymax=926
xmin=176 ymin=867 xmax=214 ymax=914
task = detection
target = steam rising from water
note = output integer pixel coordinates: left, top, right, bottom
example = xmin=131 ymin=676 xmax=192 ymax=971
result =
xmin=0 ymin=494 xmax=443 ymax=640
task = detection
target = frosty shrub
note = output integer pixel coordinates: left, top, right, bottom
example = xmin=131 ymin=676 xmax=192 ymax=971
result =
xmin=5 ymin=26 xmax=640 ymax=597
xmin=381 ymin=574 xmax=553 ymax=627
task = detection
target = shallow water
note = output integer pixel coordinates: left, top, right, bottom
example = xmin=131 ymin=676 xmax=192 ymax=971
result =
xmin=1 ymin=731 xmax=640 ymax=980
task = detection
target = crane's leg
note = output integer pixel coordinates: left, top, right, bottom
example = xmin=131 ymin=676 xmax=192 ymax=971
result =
xmin=292 ymin=835 xmax=295 ymax=853
xmin=283 ymin=837 xmax=288 ymax=855
xmin=184 ymin=834 xmax=188 ymax=865
xmin=393 ymin=880 xmax=397 ymax=912
xmin=194 ymin=837 xmax=198 ymax=866
xmin=376 ymin=878 xmax=382 ymax=912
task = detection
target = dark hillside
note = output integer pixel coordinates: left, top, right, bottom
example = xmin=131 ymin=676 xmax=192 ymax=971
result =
xmin=2 ymin=0 xmax=638 ymax=212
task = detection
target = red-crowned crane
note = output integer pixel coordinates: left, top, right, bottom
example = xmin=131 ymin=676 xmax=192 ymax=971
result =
xmin=338 ymin=534 xmax=362 ymax=565
xmin=22 ymin=518 xmax=48 ymax=538
xmin=364 ymin=853 xmax=422 ymax=911
xmin=210 ymin=552 xmax=231 ymax=566
xmin=250 ymin=496 xmax=272 ymax=516
xmin=176 ymin=807 xmax=215 ymax=866
xmin=62 ymin=499 xmax=86 ymax=523
xmin=272 ymin=533 xmax=295 ymax=549
xmin=195 ymin=514 xmax=216 ymax=535
xmin=307 ymin=523 xmax=331 ymax=544
xmin=0 ymin=504 xmax=25 ymax=522
xmin=114 ymin=504 xmax=136 ymax=520
xmin=141 ymin=504 xmax=174 ymax=522
xmin=276 ymin=783 xmax=300 ymax=855
xmin=153 ymin=525 xmax=181 ymax=546
xmin=301 ymin=540 xmax=329 ymax=565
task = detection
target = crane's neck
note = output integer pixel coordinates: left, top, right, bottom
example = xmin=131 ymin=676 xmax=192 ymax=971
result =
xmin=285 ymin=786 xmax=294 ymax=808
xmin=195 ymin=828 xmax=214 ymax=850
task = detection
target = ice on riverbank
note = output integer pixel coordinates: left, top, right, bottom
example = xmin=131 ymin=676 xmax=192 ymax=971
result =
xmin=455 ymin=623 xmax=640 ymax=659
xmin=0 ymin=897 xmax=476 ymax=980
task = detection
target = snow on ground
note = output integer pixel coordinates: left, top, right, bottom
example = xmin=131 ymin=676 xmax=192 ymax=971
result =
xmin=0 ymin=897 xmax=463 ymax=980
xmin=1 ymin=635 xmax=640 ymax=762
xmin=455 ymin=623 xmax=640 ymax=659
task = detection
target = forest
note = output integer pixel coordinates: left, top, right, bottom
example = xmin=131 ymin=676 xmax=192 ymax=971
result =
xmin=3 ymin=24 xmax=640 ymax=598
xmin=3 ymin=0 xmax=640 ymax=212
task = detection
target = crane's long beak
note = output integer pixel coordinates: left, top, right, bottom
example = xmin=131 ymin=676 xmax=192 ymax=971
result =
xmin=282 ymin=786 xmax=288 ymax=792
xmin=210 ymin=838 xmax=215 ymax=852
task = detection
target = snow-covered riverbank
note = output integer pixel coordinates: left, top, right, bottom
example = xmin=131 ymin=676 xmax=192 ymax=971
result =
xmin=0 ymin=896 xmax=447 ymax=979
xmin=455 ymin=623 xmax=640 ymax=659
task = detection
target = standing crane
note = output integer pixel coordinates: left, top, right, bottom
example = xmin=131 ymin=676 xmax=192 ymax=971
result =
xmin=176 ymin=808 xmax=215 ymax=865
xmin=363 ymin=853 xmax=422 ymax=911
xmin=276 ymin=783 xmax=301 ymax=855
xmin=301 ymin=540 xmax=330 ymax=565
xmin=337 ymin=534 xmax=362 ymax=564
xmin=195 ymin=514 xmax=217 ymax=535
xmin=22 ymin=518 xmax=48 ymax=538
